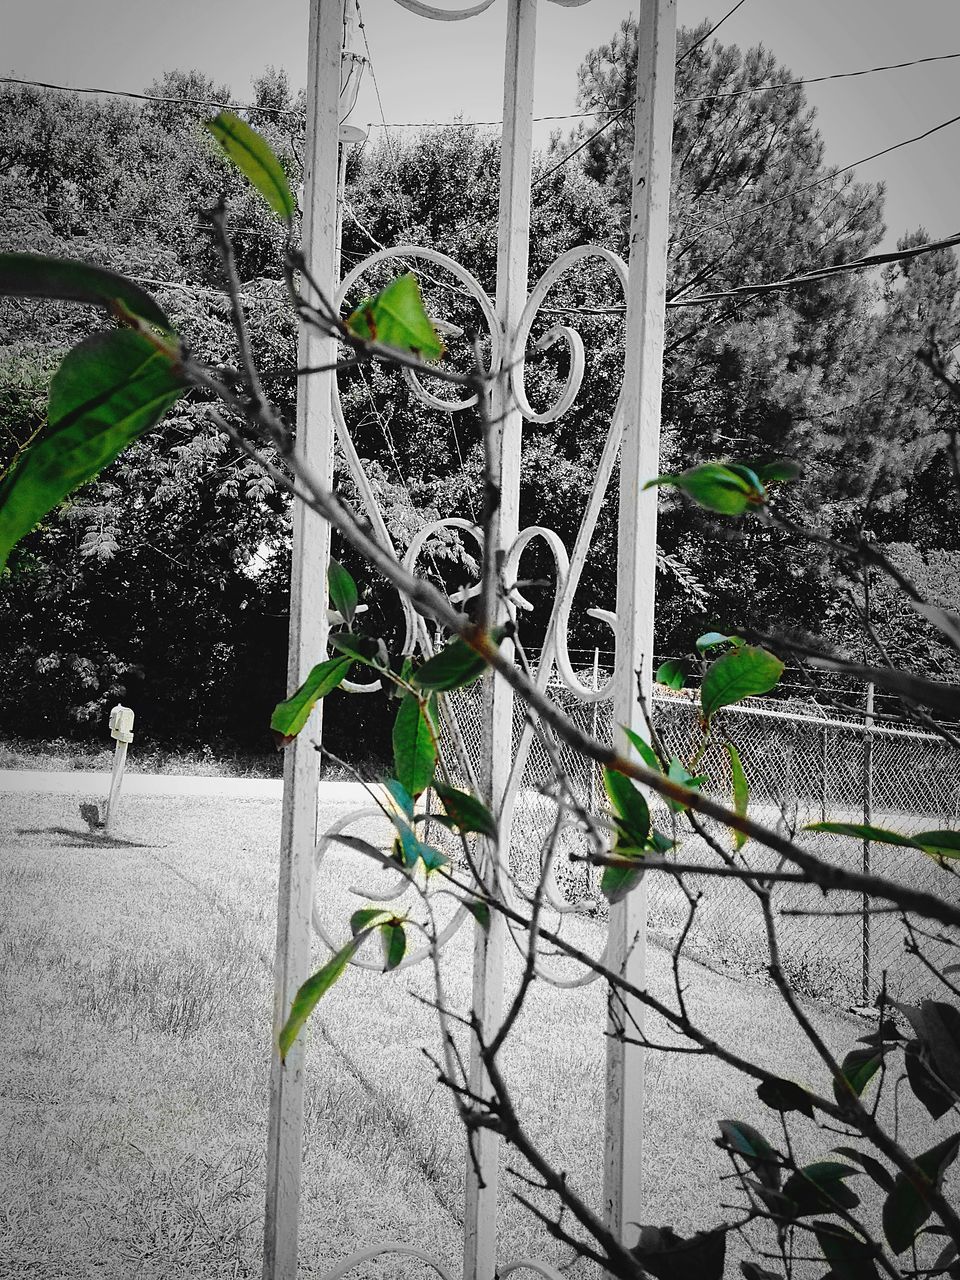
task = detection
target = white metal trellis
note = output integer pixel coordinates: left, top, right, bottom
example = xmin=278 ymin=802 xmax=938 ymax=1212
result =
xmin=263 ymin=1 xmax=677 ymax=1278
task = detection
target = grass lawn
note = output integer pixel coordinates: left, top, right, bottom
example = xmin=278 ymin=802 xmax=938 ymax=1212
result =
xmin=0 ymin=788 xmax=947 ymax=1280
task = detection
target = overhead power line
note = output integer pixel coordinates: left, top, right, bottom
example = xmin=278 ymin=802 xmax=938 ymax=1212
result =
xmin=5 ymin=47 xmax=960 ymax=130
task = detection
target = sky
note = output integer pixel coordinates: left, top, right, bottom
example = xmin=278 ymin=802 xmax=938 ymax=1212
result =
xmin=4 ymin=0 xmax=960 ymax=251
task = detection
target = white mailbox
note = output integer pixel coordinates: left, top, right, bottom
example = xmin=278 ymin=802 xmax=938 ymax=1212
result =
xmin=109 ymin=704 xmax=135 ymax=744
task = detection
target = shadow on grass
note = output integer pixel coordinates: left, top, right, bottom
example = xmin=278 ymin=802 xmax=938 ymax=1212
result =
xmin=14 ymin=825 xmax=161 ymax=850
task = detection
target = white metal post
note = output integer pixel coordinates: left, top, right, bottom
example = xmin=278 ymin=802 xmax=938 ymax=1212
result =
xmin=463 ymin=4 xmax=538 ymax=1280
xmin=262 ymin=3 xmax=344 ymax=1278
xmin=605 ymin=0 xmax=677 ymax=1255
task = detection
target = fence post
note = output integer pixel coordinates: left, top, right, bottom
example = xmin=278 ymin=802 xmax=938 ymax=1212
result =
xmin=861 ymin=681 xmax=875 ymax=1005
xmin=262 ymin=4 xmax=344 ymax=1279
xmin=607 ymin=0 xmax=677 ymax=1257
xmin=103 ymin=704 xmax=134 ymax=835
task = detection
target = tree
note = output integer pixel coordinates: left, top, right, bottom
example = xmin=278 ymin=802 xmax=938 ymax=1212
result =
xmin=1 ymin=108 xmax=959 ymax=1279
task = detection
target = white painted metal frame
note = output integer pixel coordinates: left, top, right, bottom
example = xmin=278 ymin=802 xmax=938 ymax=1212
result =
xmin=264 ymin=1 xmax=677 ymax=1276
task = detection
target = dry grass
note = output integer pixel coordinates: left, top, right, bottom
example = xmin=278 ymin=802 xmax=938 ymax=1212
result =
xmin=0 ymin=789 xmax=945 ymax=1280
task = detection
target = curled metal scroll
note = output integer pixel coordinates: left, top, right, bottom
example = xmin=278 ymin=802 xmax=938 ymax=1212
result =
xmin=312 ymin=807 xmax=471 ymax=972
xmin=392 ymin=0 xmax=497 ymax=19
xmin=401 ymin=517 xmax=484 ymax=655
xmin=336 ymin=244 xmax=500 ymax=414
xmin=320 ymin=1243 xmax=457 ymax=1280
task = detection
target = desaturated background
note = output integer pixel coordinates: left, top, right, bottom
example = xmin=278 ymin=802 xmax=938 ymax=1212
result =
xmin=4 ymin=0 xmax=960 ymax=249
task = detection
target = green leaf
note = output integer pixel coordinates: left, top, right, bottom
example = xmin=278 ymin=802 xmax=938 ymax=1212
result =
xmin=666 ymin=756 xmax=707 ymax=813
xmin=0 ymin=329 xmax=184 ymax=570
xmin=834 ymin=1047 xmax=884 ymax=1105
xmin=833 ymin=1146 xmax=894 ymax=1193
xmin=205 ymin=110 xmax=294 ymax=221
xmin=380 ymin=921 xmax=406 ymax=971
xmin=805 ymin=821 xmax=917 ymax=847
xmin=350 ymin=906 xmax=393 ymax=935
xmin=392 ymin=694 xmax=437 ymax=799
xmin=701 ymin=644 xmax=784 ymax=722
xmin=0 ymin=252 xmax=172 ymax=330
xmin=346 ymin=273 xmax=444 ymax=360
xmin=717 ymin=1120 xmax=781 ymax=1189
xmin=726 ymin=742 xmax=749 ymax=850
xmin=882 ymin=1132 xmax=960 ymax=1255
xmin=632 ymin=1224 xmax=726 ymax=1280
xmin=905 ymin=1039 xmax=956 ymax=1120
xmin=805 ymin=823 xmax=960 ymax=860
xmin=812 ymin=1221 xmax=879 ymax=1280
xmin=462 ymin=898 xmax=491 ymax=931
xmin=622 ymin=726 xmax=662 ymax=772
xmin=756 ymin=1076 xmax=815 ymax=1119
xmin=912 ymin=829 xmax=960 ymax=859
xmin=328 ymin=559 xmax=358 ymax=626
xmin=278 ymin=933 xmax=366 ymax=1061
xmin=418 ymin=843 xmax=448 ymax=872
xmin=270 ymin=655 xmax=352 ymax=742
xmin=604 ymin=767 xmax=650 ymax=847
xmin=783 ymin=1161 xmax=861 ymax=1216
xmin=413 ymin=632 xmax=505 ymax=692
xmin=644 ymin=462 xmax=765 ymax=516
xmin=696 ymin=631 xmax=731 ymax=651
xmin=754 ymin=459 xmax=801 ymax=485
xmin=655 ymin=659 xmax=686 ymax=690
xmin=329 ymin=630 xmax=388 ymax=669
xmin=384 ymin=778 xmax=415 ymax=821
xmin=433 ymin=781 xmax=498 ymax=839
xmin=600 ymin=853 xmax=645 ymax=905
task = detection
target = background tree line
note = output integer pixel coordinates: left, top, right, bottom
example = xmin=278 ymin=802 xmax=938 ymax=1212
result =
xmin=1 ymin=19 xmax=957 ymax=756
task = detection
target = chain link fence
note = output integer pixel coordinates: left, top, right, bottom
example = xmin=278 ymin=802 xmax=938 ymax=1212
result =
xmin=438 ymin=679 xmax=960 ymax=1008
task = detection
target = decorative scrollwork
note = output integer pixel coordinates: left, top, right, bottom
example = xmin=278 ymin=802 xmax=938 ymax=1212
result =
xmin=312 ymin=807 xmax=472 ymax=971
xmin=320 ymin=1243 xmax=457 ymax=1280
xmin=392 ymin=0 xmax=497 ymax=20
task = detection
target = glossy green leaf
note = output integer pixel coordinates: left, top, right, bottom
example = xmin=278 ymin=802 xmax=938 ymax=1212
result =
xmin=701 ymin=644 xmax=784 ymax=722
xmin=380 ymin=921 xmax=406 ymax=971
xmin=433 ymin=781 xmax=497 ymax=838
xmin=0 ymin=329 xmax=184 ymax=570
xmin=392 ymin=694 xmax=437 ymax=799
xmin=726 ymin=741 xmax=749 ymax=850
xmin=328 ymin=559 xmax=358 ymax=626
xmin=717 ymin=1120 xmax=781 ymax=1189
xmin=622 ymin=725 xmax=662 ymax=772
xmin=655 ymin=659 xmax=686 ymax=690
xmin=600 ymin=852 xmax=645 ymax=905
xmin=462 ymin=898 xmax=491 ymax=931
xmin=329 ymin=630 xmax=388 ymax=669
xmin=604 ymin=767 xmax=650 ymax=847
xmin=413 ymin=632 xmax=504 ymax=692
xmin=812 ymin=1221 xmax=879 ymax=1280
xmin=644 ymin=462 xmax=765 ymax=516
xmin=205 ymin=110 xmax=294 ymax=220
xmin=0 ymin=252 xmax=172 ymax=330
xmin=882 ymin=1132 xmax=960 ymax=1254
xmin=418 ymin=843 xmax=448 ymax=872
xmin=911 ymin=829 xmax=960 ymax=859
xmin=783 ymin=1161 xmax=860 ymax=1216
xmin=346 ymin=273 xmax=444 ymax=360
xmin=350 ymin=906 xmax=393 ymax=935
xmin=270 ymin=654 xmax=352 ymax=742
xmin=834 ymin=1047 xmax=884 ymax=1105
xmin=806 ymin=822 xmax=960 ymax=860
xmin=756 ymin=1076 xmax=815 ymax=1119
xmin=805 ymin=821 xmax=917 ymax=846
xmin=278 ymin=933 xmax=367 ymax=1061
xmin=666 ymin=756 xmax=707 ymax=814
xmin=384 ymin=778 xmax=415 ymax=821
xmin=696 ymin=631 xmax=731 ymax=651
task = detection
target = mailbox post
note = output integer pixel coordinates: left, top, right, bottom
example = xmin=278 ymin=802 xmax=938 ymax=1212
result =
xmin=104 ymin=704 xmax=135 ymax=834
